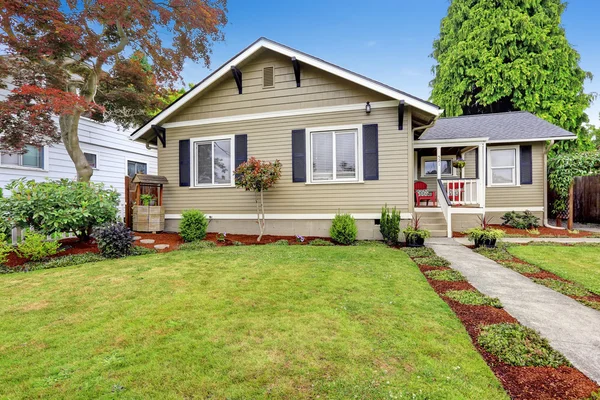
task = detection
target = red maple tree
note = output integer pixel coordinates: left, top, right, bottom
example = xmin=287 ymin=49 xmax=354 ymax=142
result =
xmin=0 ymin=0 xmax=227 ymax=181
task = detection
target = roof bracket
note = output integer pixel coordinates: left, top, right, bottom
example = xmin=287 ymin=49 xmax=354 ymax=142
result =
xmin=152 ymin=125 xmax=166 ymax=148
xmin=292 ymin=57 xmax=301 ymax=87
xmin=231 ymin=66 xmax=243 ymax=94
xmin=398 ymin=100 xmax=405 ymax=130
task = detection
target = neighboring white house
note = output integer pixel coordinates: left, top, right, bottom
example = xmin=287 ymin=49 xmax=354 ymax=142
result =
xmin=0 ymin=88 xmax=157 ymax=217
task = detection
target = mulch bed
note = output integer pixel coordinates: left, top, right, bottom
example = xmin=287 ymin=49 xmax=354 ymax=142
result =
xmin=453 ymin=224 xmax=595 ymax=238
xmin=413 ymin=260 xmax=599 ymax=399
xmin=203 ymin=232 xmax=330 ymax=246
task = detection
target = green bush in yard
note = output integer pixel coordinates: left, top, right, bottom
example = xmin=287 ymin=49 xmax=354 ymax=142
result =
xmin=0 ymin=233 xmax=13 ymax=266
xmin=16 ymin=232 xmax=61 ymax=261
xmin=2 ymin=178 xmax=119 ymax=240
xmin=267 ymin=239 xmax=289 ymax=246
xmin=179 ymin=210 xmax=209 ymax=242
xmin=330 ymin=213 xmax=357 ymax=245
xmin=308 ymin=238 xmax=333 ymax=246
xmin=501 ymin=211 xmax=540 ymax=230
xmin=380 ymin=204 xmax=401 ymax=244
xmin=478 ymin=323 xmax=569 ymax=367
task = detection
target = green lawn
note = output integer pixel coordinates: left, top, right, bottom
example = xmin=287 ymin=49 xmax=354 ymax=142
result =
xmin=509 ymin=245 xmax=600 ymax=295
xmin=0 ymin=245 xmax=507 ymax=399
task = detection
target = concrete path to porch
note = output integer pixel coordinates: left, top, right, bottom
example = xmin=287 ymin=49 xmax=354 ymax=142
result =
xmin=428 ymin=238 xmax=600 ymax=384
xmin=453 ymin=236 xmax=600 ymax=245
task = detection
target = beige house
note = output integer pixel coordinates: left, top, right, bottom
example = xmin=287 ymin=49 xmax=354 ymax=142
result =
xmin=131 ymin=38 xmax=575 ymax=238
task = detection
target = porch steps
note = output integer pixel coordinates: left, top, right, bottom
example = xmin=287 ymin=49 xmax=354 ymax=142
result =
xmin=416 ymin=214 xmax=448 ymax=237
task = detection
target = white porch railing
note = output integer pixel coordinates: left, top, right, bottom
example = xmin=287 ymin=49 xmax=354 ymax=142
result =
xmin=437 ymin=179 xmax=452 ymax=237
xmin=440 ymin=178 xmax=480 ymax=206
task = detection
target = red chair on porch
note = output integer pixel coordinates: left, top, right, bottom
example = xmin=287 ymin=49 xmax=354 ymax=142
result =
xmin=414 ymin=181 xmax=436 ymax=207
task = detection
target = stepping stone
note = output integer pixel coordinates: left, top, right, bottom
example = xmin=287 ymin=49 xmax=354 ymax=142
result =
xmin=140 ymin=239 xmax=155 ymax=244
xmin=154 ymin=244 xmax=170 ymax=250
xmin=133 ymin=236 xmax=142 ymax=241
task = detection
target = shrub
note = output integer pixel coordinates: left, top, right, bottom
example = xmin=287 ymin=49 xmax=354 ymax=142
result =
xmin=178 ymin=240 xmax=216 ymax=251
xmin=3 ymin=179 xmax=119 ymax=240
xmin=414 ymin=255 xmax=451 ymax=267
xmin=380 ymin=204 xmax=401 ymax=244
xmin=444 ymin=290 xmax=502 ymax=308
xmin=130 ymin=246 xmax=157 ymax=256
xmin=267 ymin=239 xmax=289 ymax=246
xmin=531 ymin=278 xmax=591 ymax=297
xmin=403 ymin=216 xmax=430 ymax=246
xmin=308 ymin=238 xmax=333 ymax=246
xmin=0 ymin=233 xmax=13 ymax=266
xmin=424 ymin=270 xmax=465 ymax=281
xmin=330 ymin=213 xmax=358 ymax=245
xmin=478 ymin=323 xmax=569 ymax=367
xmin=501 ymin=211 xmax=540 ymax=230
xmin=401 ymin=247 xmax=436 ymax=258
xmin=16 ymin=232 xmax=61 ymax=261
xmin=179 ymin=210 xmax=209 ymax=242
xmin=94 ymin=222 xmax=134 ymax=258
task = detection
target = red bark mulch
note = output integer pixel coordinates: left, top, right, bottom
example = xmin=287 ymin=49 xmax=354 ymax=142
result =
xmin=412 ymin=256 xmax=600 ymax=399
xmin=453 ymin=224 xmax=594 ymax=238
xmin=203 ymin=232 xmax=330 ymax=246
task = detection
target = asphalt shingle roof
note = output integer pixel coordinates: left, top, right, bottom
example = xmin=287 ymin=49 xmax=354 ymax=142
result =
xmin=419 ymin=111 xmax=576 ymax=142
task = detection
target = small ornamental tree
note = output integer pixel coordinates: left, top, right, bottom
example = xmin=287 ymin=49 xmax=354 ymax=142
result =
xmin=234 ymin=157 xmax=282 ymax=241
xmin=548 ymin=151 xmax=600 ymax=214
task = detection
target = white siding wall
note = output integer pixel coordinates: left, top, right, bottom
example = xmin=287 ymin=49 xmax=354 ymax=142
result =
xmin=0 ymin=88 xmax=157 ymax=217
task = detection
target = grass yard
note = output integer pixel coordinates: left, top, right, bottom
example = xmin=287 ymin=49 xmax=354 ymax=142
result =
xmin=509 ymin=245 xmax=600 ymax=295
xmin=0 ymin=245 xmax=507 ymax=399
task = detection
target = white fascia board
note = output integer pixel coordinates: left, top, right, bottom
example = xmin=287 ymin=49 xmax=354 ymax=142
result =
xmin=162 ymin=101 xmax=399 ymax=129
xmin=487 ymin=136 xmax=576 ymax=143
xmin=131 ymin=38 xmax=441 ymax=141
xmin=413 ymin=137 xmax=489 ymax=148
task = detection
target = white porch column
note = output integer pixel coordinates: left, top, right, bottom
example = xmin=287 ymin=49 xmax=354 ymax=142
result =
xmin=478 ymin=143 xmax=486 ymax=208
xmin=436 ymin=146 xmax=442 ymax=181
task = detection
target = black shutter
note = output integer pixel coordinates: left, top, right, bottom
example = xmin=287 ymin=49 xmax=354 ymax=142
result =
xmin=363 ymin=124 xmax=379 ymax=180
xmin=235 ymin=134 xmax=248 ymax=168
xmin=292 ymin=129 xmax=306 ymax=182
xmin=520 ymin=145 xmax=533 ymax=185
xmin=475 ymin=148 xmax=479 ymax=179
xmin=179 ymin=139 xmax=190 ymax=187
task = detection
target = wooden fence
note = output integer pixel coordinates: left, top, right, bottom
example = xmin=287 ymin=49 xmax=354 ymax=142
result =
xmin=573 ymin=175 xmax=600 ymax=224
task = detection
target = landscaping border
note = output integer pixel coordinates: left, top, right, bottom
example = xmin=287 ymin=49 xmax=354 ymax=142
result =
xmin=402 ymin=247 xmax=600 ymax=400
xmin=473 ymin=243 xmax=600 ymax=312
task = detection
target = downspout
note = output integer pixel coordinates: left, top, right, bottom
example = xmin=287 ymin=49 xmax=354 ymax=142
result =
xmin=145 ymin=138 xmax=158 ymax=150
xmin=543 ymin=140 xmax=564 ymax=230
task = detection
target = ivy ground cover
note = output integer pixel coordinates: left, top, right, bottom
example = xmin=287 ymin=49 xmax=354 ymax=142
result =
xmin=0 ymin=245 xmax=506 ymax=399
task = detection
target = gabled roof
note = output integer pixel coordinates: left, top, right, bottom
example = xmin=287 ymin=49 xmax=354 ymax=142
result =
xmin=131 ymin=37 xmax=442 ymax=141
xmin=419 ymin=111 xmax=576 ymax=143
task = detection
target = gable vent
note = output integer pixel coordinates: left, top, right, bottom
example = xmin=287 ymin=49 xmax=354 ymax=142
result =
xmin=263 ymin=66 xmax=274 ymax=88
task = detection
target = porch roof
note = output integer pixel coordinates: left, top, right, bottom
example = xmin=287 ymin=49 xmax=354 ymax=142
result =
xmin=419 ymin=111 xmax=576 ymax=143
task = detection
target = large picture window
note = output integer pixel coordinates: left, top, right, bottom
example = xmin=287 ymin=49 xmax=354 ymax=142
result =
xmin=192 ymin=136 xmax=234 ymax=187
xmin=0 ymin=145 xmax=43 ymax=169
xmin=488 ymin=146 xmax=519 ymax=186
xmin=310 ymin=129 xmax=358 ymax=182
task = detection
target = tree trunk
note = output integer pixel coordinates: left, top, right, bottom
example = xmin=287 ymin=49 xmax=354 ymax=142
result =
xmin=59 ymin=112 xmax=93 ymax=182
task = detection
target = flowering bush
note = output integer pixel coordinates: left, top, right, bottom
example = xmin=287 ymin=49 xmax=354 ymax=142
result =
xmin=235 ymin=157 xmax=282 ymax=241
xmin=295 ymin=235 xmax=305 ymax=243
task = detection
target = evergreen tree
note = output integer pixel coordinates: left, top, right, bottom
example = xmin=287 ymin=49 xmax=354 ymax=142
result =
xmin=430 ymin=0 xmax=593 ymax=137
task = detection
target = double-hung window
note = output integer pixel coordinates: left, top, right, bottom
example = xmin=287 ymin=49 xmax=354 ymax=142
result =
xmin=127 ymin=160 xmax=147 ymax=177
xmin=310 ymin=128 xmax=359 ymax=182
xmin=0 ymin=145 xmax=44 ymax=169
xmin=488 ymin=146 xmax=519 ymax=186
xmin=192 ymin=135 xmax=234 ymax=187
xmin=421 ymin=156 xmax=454 ymax=177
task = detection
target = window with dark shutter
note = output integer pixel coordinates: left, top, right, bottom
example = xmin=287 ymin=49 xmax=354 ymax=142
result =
xmin=363 ymin=124 xmax=379 ymax=180
xmin=179 ymin=139 xmax=190 ymax=187
xmin=291 ymin=129 xmax=306 ymax=182
xmin=520 ymin=145 xmax=533 ymax=185
xmin=235 ymin=134 xmax=248 ymax=169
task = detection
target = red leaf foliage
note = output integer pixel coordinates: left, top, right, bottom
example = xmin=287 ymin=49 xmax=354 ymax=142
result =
xmin=234 ymin=157 xmax=282 ymax=192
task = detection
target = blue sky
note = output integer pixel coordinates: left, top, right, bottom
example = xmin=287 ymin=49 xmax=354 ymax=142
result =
xmin=179 ymin=0 xmax=600 ymax=126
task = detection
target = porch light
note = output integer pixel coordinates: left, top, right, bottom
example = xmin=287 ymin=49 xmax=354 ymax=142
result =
xmin=365 ymin=101 xmax=371 ymax=114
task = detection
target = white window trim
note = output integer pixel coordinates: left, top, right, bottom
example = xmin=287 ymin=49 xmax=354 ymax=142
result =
xmin=125 ymin=158 xmax=149 ymax=177
xmin=84 ymin=151 xmax=99 ymax=170
xmin=420 ymin=155 xmax=456 ymax=178
xmin=0 ymin=145 xmax=49 ymax=172
xmin=190 ymin=134 xmax=236 ymax=189
xmin=305 ymin=124 xmax=363 ymax=185
xmin=487 ymin=145 xmax=520 ymax=187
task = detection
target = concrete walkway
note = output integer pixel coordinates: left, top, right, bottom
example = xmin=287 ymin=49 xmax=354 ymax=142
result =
xmin=428 ymin=238 xmax=600 ymax=384
xmin=453 ymin=236 xmax=600 ymax=245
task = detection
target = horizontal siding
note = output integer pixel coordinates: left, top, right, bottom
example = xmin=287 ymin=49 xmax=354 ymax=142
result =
xmin=160 ymin=107 xmax=410 ymax=215
xmin=485 ymin=142 xmax=544 ymax=208
xmin=168 ymin=49 xmax=390 ymax=123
